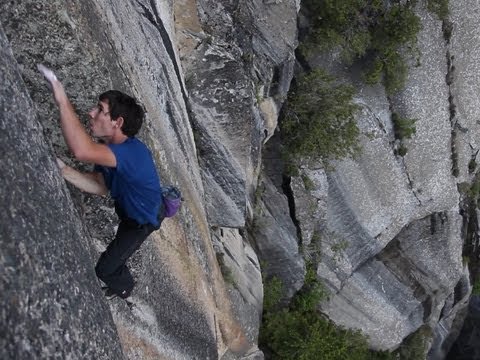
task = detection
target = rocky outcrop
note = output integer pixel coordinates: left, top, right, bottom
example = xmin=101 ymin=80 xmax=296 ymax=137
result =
xmin=0 ymin=25 xmax=124 ymax=359
xmin=253 ymin=174 xmax=305 ymax=301
xmin=320 ymin=211 xmax=465 ymax=349
xmin=449 ymin=0 xmax=480 ymax=181
xmin=0 ymin=0 xmax=300 ymax=358
xmin=0 ymin=1 xmax=260 ymax=359
xmin=178 ymin=0 xmax=298 ymax=228
xmin=258 ymin=1 xmax=469 ymax=354
xmin=4 ymin=0 xmax=479 ymax=358
xmin=446 ymin=295 xmax=480 ymax=359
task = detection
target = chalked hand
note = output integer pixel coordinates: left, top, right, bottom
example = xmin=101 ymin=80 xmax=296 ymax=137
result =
xmin=37 ymin=64 xmax=58 ymax=83
xmin=56 ymin=158 xmax=66 ymax=170
xmin=37 ymin=64 xmax=66 ymax=105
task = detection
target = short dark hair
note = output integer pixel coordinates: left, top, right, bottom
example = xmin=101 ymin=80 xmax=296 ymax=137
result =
xmin=99 ymin=90 xmax=144 ymax=137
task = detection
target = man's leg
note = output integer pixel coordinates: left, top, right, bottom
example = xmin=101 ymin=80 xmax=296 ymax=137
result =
xmin=95 ymin=221 xmax=154 ymax=298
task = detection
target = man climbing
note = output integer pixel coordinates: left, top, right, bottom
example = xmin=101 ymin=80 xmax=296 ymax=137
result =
xmin=38 ymin=64 xmax=163 ymax=300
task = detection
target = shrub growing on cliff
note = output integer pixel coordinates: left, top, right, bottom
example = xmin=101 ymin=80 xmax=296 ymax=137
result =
xmin=281 ymin=69 xmax=360 ymax=165
xmin=392 ymin=112 xmax=416 ymax=140
xmin=473 ymin=278 xmax=480 ymax=296
xmin=427 ymin=0 xmax=449 ymax=20
xmin=259 ymin=265 xmax=394 ymax=359
xmin=395 ymin=325 xmax=432 ymax=360
xmin=367 ymin=4 xmax=421 ymax=94
xmin=300 ymin=0 xmax=381 ymax=62
xmin=301 ymin=0 xmax=422 ymax=95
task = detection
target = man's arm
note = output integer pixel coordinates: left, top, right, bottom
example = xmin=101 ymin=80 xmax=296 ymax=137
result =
xmin=57 ymin=158 xmax=108 ymax=196
xmin=37 ymin=64 xmax=116 ymax=167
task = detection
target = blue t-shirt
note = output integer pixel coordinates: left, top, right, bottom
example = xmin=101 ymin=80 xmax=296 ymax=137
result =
xmin=95 ymin=137 xmax=162 ymax=226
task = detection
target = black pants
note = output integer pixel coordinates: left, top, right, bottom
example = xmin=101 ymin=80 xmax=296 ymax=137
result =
xmin=95 ymin=205 xmax=163 ymax=298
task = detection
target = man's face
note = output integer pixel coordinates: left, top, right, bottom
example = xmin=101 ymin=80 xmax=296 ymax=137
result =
xmin=88 ymin=100 xmax=116 ymax=140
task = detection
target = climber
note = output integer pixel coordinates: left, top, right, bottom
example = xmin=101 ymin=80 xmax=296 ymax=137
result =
xmin=38 ymin=64 xmax=164 ymax=300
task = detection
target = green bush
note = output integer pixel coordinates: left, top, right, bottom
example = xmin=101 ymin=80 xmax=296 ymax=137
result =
xmin=301 ymin=0 xmax=382 ymax=62
xmin=472 ymin=278 xmax=480 ymax=296
xmin=469 ymin=159 xmax=477 ymax=173
xmin=301 ymin=1 xmax=422 ymax=95
xmin=392 ymin=113 xmax=416 ymax=140
xmin=371 ymin=4 xmax=421 ymax=94
xmin=216 ymin=253 xmax=235 ymax=285
xmin=302 ymin=174 xmax=316 ymax=191
xmin=371 ymin=4 xmax=421 ymax=49
xmin=395 ymin=326 xmax=432 ymax=360
xmin=427 ymin=0 xmax=449 ymax=20
xmin=471 ymin=179 xmax=480 ymax=199
xmin=263 ymin=276 xmax=283 ymax=313
xmin=281 ymin=69 xmax=360 ymax=164
xmin=260 ymin=265 xmax=394 ymax=360
xmin=397 ymin=144 xmax=409 ymax=157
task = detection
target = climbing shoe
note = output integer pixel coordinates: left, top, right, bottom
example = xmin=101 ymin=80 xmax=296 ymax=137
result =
xmin=102 ymin=287 xmax=118 ymax=300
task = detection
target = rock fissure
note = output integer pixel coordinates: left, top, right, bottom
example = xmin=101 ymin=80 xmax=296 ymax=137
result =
xmin=281 ymin=174 xmax=302 ymax=244
xmin=445 ymin=49 xmax=459 ymax=177
xmin=102 ymin=30 xmax=135 ymax=91
xmin=361 ymin=103 xmax=388 ymax=135
xmin=386 ymin=98 xmax=422 ymax=205
xmin=136 ymin=0 xmax=189 ymax=104
xmin=403 ymin=162 xmax=422 ymax=205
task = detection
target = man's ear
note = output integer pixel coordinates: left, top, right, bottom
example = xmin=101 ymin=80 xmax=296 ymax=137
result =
xmin=113 ymin=117 xmax=124 ymax=129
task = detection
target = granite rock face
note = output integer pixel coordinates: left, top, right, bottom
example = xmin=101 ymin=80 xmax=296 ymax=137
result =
xmin=284 ymin=2 xmax=468 ymax=353
xmin=446 ymin=295 xmax=480 ymax=360
xmin=253 ymin=174 xmax=305 ymax=301
xmin=0 ymin=25 xmax=124 ymax=360
xmin=2 ymin=0 xmax=477 ymax=358
xmin=0 ymin=0 xmax=278 ymax=358
xmin=449 ymin=0 xmax=480 ymax=181
xmin=179 ymin=0 xmax=298 ymax=227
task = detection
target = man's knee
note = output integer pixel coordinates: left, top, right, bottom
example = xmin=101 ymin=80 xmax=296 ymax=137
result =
xmin=95 ymin=252 xmax=109 ymax=279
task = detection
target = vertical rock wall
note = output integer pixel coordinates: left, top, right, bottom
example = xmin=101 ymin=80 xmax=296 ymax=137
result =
xmin=0 ymin=25 xmax=124 ymax=359
xmin=1 ymin=0 xmax=299 ymax=358
xmin=259 ymin=1 xmax=470 ymax=354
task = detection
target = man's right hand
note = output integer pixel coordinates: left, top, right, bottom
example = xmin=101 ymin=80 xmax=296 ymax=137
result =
xmin=37 ymin=64 xmax=67 ymax=106
xmin=37 ymin=64 xmax=58 ymax=83
xmin=56 ymin=157 xmax=66 ymax=170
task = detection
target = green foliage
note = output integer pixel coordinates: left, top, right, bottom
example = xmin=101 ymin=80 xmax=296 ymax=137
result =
xmin=442 ymin=20 xmax=453 ymax=42
xmin=471 ymin=179 xmax=480 ymax=199
xmin=371 ymin=5 xmax=421 ymax=94
xmin=427 ymin=0 xmax=449 ymax=20
xmin=216 ymin=253 xmax=235 ymax=285
xmin=260 ymin=264 xmax=394 ymax=360
xmin=282 ymin=69 xmax=360 ymax=164
xmin=331 ymin=240 xmax=349 ymax=254
xmin=263 ymin=276 xmax=283 ymax=313
xmin=472 ymin=278 xmax=480 ymax=296
xmin=301 ymin=0 xmax=381 ymax=62
xmin=302 ymin=174 xmax=316 ymax=191
xmin=382 ymin=50 xmax=410 ymax=95
xmin=460 ymin=177 xmax=480 ymax=202
xmin=284 ymin=160 xmax=300 ymax=177
xmin=397 ymin=144 xmax=408 ymax=157
xmin=302 ymin=232 xmax=323 ymax=263
xmin=392 ymin=111 xmax=416 ymax=157
xmin=372 ymin=5 xmax=421 ymax=48
xmin=364 ymin=58 xmax=384 ymax=85
xmin=469 ymin=159 xmax=477 ymax=173
xmin=394 ymin=326 xmax=432 ymax=360
xmin=301 ymin=1 xmax=422 ymax=94
xmin=392 ymin=113 xmax=417 ymax=140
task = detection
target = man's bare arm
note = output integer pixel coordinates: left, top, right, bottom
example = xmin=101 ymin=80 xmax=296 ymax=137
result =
xmin=57 ymin=158 xmax=108 ymax=196
xmin=37 ymin=64 xmax=116 ymax=167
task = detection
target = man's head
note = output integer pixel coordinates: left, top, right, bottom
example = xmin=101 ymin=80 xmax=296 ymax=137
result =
xmin=95 ymin=90 xmax=144 ymax=137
